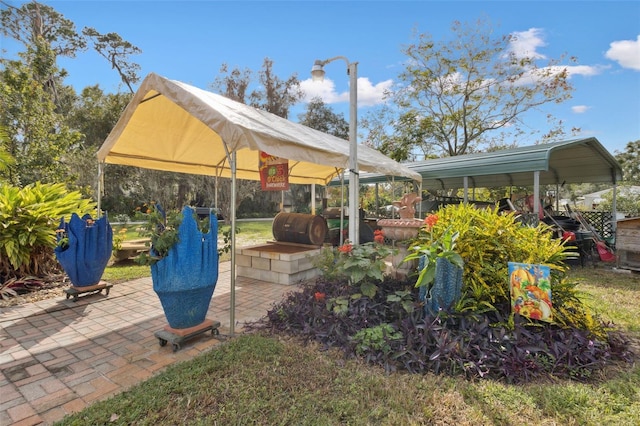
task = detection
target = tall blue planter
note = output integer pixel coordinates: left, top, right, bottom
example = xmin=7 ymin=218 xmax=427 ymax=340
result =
xmin=151 ymin=206 xmax=219 ymax=329
xmin=418 ymin=257 xmax=463 ymax=316
xmin=55 ymin=214 xmax=113 ymax=287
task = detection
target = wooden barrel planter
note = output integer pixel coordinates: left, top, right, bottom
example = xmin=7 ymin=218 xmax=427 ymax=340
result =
xmin=272 ymin=212 xmax=328 ymax=246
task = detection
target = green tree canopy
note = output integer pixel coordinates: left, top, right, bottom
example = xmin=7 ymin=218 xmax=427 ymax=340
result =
xmin=615 ymin=140 xmax=640 ymax=185
xmin=298 ymin=97 xmax=349 ymax=139
xmin=370 ymin=18 xmax=576 ymax=160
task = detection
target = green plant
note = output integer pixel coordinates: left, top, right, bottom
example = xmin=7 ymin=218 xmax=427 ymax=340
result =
xmin=415 ymin=204 xmax=566 ymax=308
xmin=134 ymin=203 xmax=180 ymax=264
xmin=386 ymin=289 xmax=415 ymax=314
xmin=330 ymin=241 xmax=397 ymax=298
xmin=217 ymin=227 xmax=236 ymax=257
xmin=0 ymin=182 xmax=96 ymax=278
xmin=404 ymin=213 xmax=464 ymax=290
xmin=312 ymin=245 xmax=342 ymax=281
xmin=134 ymin=203 xmax=222 ymax=265
xmin=353 ymin=323 xmax=403 ymax=356
xmin=111 ymin=227 xmax=127 ymax=256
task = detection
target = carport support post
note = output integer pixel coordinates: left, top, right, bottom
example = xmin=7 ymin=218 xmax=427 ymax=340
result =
xmin=533 ymin=171 xmax=540 ymax=220
xmin=463 ymin=176 xmax=469 ymax=203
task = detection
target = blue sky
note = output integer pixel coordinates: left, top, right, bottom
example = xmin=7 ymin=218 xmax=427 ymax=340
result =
xmin=2 ymin=1 xmax=639 ymax=155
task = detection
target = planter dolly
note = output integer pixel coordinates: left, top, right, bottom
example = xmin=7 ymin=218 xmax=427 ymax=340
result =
xmin=64 ymin=281 xmax=113 ymax=302
xmin=154 ymin=318 xmax=221 ymax=352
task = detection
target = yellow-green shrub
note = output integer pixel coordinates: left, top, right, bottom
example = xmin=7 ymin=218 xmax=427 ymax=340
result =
xmin=411 ymin=203 xmax=603 ymax=335
xmin=0 ymin=182 xmax=96 ymax=277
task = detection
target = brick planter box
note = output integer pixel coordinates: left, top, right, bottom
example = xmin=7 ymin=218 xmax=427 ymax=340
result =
xmin=236 ymin=242 xmax=321 ymax=285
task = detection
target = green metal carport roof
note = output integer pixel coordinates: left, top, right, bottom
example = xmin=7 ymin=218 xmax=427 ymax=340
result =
xmin=334 ymin=137 xmax=622 ymax=189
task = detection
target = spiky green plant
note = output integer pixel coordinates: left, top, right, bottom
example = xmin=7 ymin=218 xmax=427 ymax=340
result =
xmin=0 ymin=182 xmax=96 ymax=277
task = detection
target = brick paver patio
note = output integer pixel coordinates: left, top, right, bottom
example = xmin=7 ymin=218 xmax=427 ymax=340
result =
xmin=0 ymin=262 xmax=297 ymax=425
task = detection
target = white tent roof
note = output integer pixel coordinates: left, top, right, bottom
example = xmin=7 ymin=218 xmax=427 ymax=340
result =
xmin=96 ymin=73 xmax=420 ymax=185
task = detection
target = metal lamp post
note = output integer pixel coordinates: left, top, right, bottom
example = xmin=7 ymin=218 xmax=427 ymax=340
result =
xmin=311 ymin=57 xmax=359 ymax=244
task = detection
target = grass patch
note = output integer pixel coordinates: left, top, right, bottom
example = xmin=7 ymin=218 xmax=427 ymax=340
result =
xmin=102 ymin=260 xmax=150 ymax=283
xmin=570 ymin=267 xmax=640 ymax=333
xmin=223 ymin=219 xmax=274 ymax=241
xmin=55 ymin=266 xmax=640 ymax=425
xmin=55 ymin=333 xmax=640 ymax=426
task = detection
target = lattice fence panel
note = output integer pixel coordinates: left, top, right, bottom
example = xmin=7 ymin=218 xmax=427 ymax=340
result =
xmin=575 ymin=211 xmax=615 ymax=241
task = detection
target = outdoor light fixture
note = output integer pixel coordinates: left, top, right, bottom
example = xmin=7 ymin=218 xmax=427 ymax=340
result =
xmin=311 ymin=56 xmax=359 ymax=244
xmin=311 ymin=60 xmax=326 ymax=81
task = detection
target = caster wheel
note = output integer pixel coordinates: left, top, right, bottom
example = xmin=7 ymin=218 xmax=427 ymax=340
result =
xmin=158 ymin=338 xmax=167 ymax=347
xmin=172 ymin=344 xmax=180 ymax=353
xmin=212 ymin=328 xmax=220 ymax=336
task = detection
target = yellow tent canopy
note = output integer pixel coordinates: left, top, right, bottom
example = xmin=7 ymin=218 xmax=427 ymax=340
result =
xmin=97 ymin=73 xmax=421 ymax=185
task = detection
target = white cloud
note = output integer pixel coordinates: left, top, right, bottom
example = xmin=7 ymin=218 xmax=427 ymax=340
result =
xmin=300 ymin=77 xmax=393 ymax=107
xmin=605 ymin=35 xmax=640 ymax=71
xmin=572 ymin=105 xmax=590 ymax=114
xmin=508 ymin=28 xmax=547 ymax=60
xmin=563 ymin=64 xmax=608 ymax=77
xmin=512 ymin=64 xmax=608 ymax=87
xmin=548 ymin=64 xmax=608 ymax=78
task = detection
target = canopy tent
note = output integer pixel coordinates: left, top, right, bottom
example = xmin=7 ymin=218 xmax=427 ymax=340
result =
xmin=97 ymin=73 xmax=420 ymax=185
xmin=96 ymin=72 xmax=420 ymax=335
xmin=332 ymin=137 xmax=623 ymax=222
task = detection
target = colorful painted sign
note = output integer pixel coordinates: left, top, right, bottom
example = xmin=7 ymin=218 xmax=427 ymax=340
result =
xmin=508 ymin=262 xmax=553 ymax=322
xmin=259 ymin=151 xmax=289 ymax=191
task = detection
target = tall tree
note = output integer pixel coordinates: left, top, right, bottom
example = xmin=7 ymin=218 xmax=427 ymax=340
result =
xmin=213 ymin=63 xmax=252 ymax=102
xmin=82 ymin=27 xmax=142 ymax=93
xmin=1 ymin=0 xmax=85 ymax=103
xmin=379 ymin=18 xmax=575 ymax=160
xmin=1 ymin=1 xmax=142 ymax=192
xmin=249 ymin=57 xmax=303 ymax=119
xmin=67 ymin=85 xmax=131 ymax=148
xmin=0 ymin=125 xmax=16 ymax=184
xmin=209 ymin=59 xmax=305 ymax=218
xmin=361 ymin=106 xmax=438 ymax=162
xmin=65 ymin=86 xmax=133 ymax=197
xmin=0 ymin=43 xmax=81 ymax=185
xmin=298 ymin=97 xmax=349 ymax=139
xmin=615 ymin=140 xmax=640 ymax=185
xmin=0 ymin=1 xmax=85 ymax=56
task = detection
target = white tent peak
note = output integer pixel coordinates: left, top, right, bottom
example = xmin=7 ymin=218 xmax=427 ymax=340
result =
xmin=97 ymin=72 xmax=421 ymax=185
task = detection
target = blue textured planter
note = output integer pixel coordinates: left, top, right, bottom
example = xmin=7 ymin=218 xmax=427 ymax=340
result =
xmin=152 ymin=206 xmax=219 ymax=329
xmin=55 ymin=214 xmax=113 ymax=287
xmin=418 ymin=257 xmax=463 ymax=316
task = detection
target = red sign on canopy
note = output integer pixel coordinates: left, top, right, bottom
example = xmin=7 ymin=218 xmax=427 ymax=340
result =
xmin=259 ymin=151 xmax=289 ymax=191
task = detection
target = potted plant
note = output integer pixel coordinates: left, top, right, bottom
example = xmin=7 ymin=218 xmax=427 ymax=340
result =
xmin=138 ymin=204 xmax=219 ymax=330
xmin=404 ymin=214 xmax=464 ymax=316
xmin=55 ymin=213 xmax=113 ymax=288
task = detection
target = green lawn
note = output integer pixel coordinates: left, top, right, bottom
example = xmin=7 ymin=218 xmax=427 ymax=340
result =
xmin=57 ymin=265 xmax=640 ymax=425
